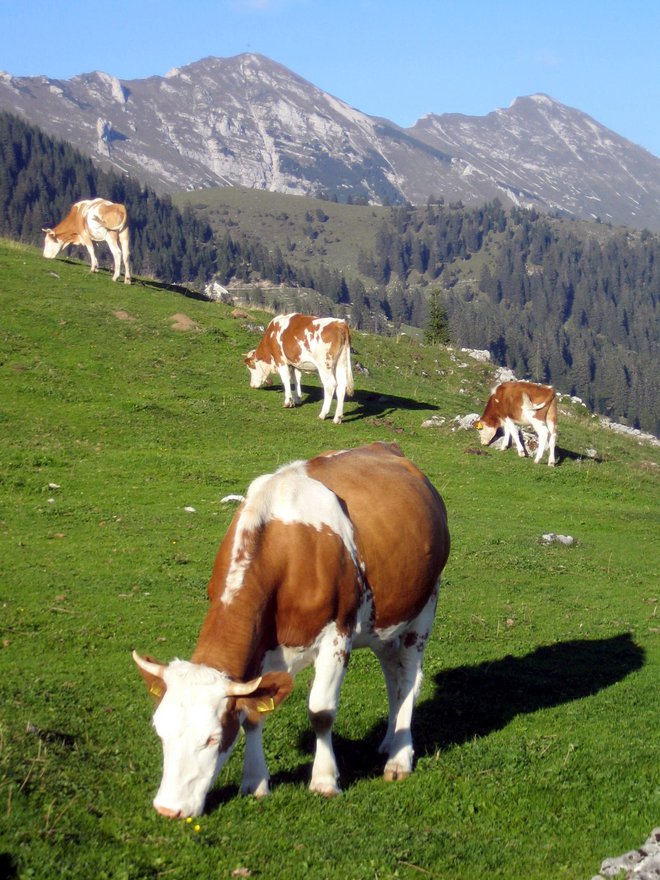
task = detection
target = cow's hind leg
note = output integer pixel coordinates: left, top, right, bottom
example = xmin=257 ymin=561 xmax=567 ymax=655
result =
xmin=532 ymin=419 xmax=549 ymax=464
xmin=332 ymin=364 xmax=348 ymax=425
xmin=375 ymin=587 xmax=438 ymax=781
xmin=308 ymin=624 xmax=350 ymax=796
xmin=292 ymin=368 xmax=303 ymax=406
xmin=105 ymin=232 xmax=123 ymax=282
xmin=119 ymin=225 xmax=131 ymax=284
xmin=547 ymin=423 xmax=557 ymax=466
xmin=317 ymin=366 xmax=338 ymax=422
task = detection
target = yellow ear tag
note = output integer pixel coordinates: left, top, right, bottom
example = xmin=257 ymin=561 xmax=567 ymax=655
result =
xmin=149 ymin=682 xmax=164 ymax=699
xmin=256 ymin=697 xmax=275 ymax=713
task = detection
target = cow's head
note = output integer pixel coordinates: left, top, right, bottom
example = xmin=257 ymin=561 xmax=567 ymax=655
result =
xmin=244 ymin=350 xmax=272 ymax=388
xmin=474 ymin=419 xmax=498 ymax=446
xmin=42 ymin=229 xmax=63 ymax=259
xmin=133 ymin=651 xmax=292 ymax=817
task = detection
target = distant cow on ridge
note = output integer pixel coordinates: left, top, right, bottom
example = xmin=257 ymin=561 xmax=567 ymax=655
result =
xmin=43 ymin=198 xmax=131 ymax=284
xmin=475 ymin=380 xmax=558 ymax=466
xmin=245 ymin=313 xmax=354 ymax=423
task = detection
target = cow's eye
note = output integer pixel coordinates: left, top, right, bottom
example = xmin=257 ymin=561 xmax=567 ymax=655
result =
xmin=205 ymin=734 xmax=220 ymax=748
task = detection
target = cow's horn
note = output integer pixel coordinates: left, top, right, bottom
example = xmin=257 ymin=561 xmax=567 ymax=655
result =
xmin=132 ymin=650 xmax=166 ymax=678
xmin=225 ymin=676 xmax=262 ymax=697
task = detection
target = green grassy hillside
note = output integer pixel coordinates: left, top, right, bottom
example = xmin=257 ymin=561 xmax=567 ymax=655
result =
xmin=1 ymin=240 xmax=658 ymax=879
xmin=174 ymin=184 xmax=389 ymax=281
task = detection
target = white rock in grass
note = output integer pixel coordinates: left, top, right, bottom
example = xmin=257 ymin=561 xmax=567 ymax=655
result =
xmin=540 ymin=533 xmax=575 ymax=546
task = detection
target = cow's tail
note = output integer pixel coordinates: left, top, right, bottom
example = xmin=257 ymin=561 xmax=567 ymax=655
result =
xmin=343 ymin=325 xmax=354 ymax=398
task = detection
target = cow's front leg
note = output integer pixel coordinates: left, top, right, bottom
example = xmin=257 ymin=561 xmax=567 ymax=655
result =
xmin=240 ymin=718 xmax=270 ymax=798
xmin=504 ymin=419 xmax=526 ymax=456
xmin=278 ymin=365 xmax=295 ymax=408
xmin=308 ymin=626 xmax=350 ymax=796
xmin=84 ymin=241 xmax=99 ymax=273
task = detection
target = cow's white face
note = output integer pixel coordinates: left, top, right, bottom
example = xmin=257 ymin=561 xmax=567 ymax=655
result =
xmin=42 ymin=230 xmax=63 ymax=259
xmin=134 ymin=655 xmax=258 ymax=818
xmin=244 ymin=351 xmax=271 ymax=389
xmin=475 ymin=420 xmax=498 ymax=446
xmin=133 ymin=653 xmax=292 ymax=818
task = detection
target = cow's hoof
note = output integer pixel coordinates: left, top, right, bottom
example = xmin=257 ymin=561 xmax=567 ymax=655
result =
xmin=283 ymin=402 xmax=295 ymax=409
xmin=310 ymin=775 xmax=340 ymax=797
xmin=383 ymin=766 xmax=411 ymax=782
xmin=241 ymin=780 xmax=270 ymax=798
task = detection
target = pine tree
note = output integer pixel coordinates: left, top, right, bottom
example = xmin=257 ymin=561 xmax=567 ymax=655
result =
xmin=424 ymin=288 xmax=450 ymax=345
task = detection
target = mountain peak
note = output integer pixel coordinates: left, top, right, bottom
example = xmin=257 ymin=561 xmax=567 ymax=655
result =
xmin=0 ymin=56 xmax=658 ymax=230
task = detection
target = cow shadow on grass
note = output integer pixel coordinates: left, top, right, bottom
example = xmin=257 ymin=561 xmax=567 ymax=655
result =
xmin=205 ymin=633 xmax=643 ymax=809
xmin=254 ymin=385 xmax=438 ymax=424
xmin=269 ymin=632 xmax=643 ymax=792
xmin=259 ymin=385 xmax=438 ymax=422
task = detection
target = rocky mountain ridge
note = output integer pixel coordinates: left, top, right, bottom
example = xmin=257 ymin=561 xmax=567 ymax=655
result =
xmin=1 ymin=53 xmax=659 ymax=230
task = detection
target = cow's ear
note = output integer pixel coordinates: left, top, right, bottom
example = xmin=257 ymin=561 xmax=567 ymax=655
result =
xmin=234 ymin=671 xmax=294 ymax=724
xmin=132 ymin=651 xmax=167 ymax=702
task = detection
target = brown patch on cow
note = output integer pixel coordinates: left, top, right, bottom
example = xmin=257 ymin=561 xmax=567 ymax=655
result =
xmin=113 ymin=309 xmax=136 ymax=321
xmin=170 ymin=313 xmax=200 ymax=332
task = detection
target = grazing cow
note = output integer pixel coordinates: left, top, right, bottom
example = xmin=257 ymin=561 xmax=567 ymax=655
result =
xmin=42 ymin=198 xmax=131 ymax=284
xmin=133 ymin=442 xmax=450 ymax=818
xmin=244 ymin=313 xmax=354 ymax=423
xmin=475 ymin=380 xmax=558 ymax=466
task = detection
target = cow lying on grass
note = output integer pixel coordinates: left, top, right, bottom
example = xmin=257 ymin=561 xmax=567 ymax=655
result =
xmin=134 ymin=442 xmax=450 ymax=818
xmin=43 ymin=198 xmax=131 ymax=284
xmin=244 ymin=313 xmax=354 ymax=423
xmin=475 ymin=380 xmax=558 ymax=466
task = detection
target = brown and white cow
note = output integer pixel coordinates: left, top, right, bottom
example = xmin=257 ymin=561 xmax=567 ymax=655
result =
xmin=133 ymin=442 xmax=450 ymax=818
xmin=475 ymin=380 xmax=558 ymax=466
xmin=42 ymin=198 xmax=131 ymax=284
xmin=244 ymin=313 xmax=354 ymax=423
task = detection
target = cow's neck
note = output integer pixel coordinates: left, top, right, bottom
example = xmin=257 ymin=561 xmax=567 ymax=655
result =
xmin=190 ymin=571 xmax=274 ymax=681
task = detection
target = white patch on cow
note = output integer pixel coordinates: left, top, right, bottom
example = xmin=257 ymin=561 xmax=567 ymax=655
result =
xmin=223 ymin=461 xmax=360 ymax=605
xmin=262 ymin=620 xmax=346 ymax=677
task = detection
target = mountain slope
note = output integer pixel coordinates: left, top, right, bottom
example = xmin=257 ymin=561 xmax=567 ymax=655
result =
xmin=1 ymin=53 xmax=659 ymax=230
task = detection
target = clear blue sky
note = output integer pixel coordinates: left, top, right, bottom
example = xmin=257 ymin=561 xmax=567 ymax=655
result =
xmin=1 ymin=0 xmax=658 ymax=157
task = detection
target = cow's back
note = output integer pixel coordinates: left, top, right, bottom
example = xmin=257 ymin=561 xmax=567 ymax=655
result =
xmin=307 ymin=442 xmax=449 ymax=629
xmin=53 ymin=200 xmax=89 ymax=238
xmin=484 ymin=381 xmax=554 ymax=421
